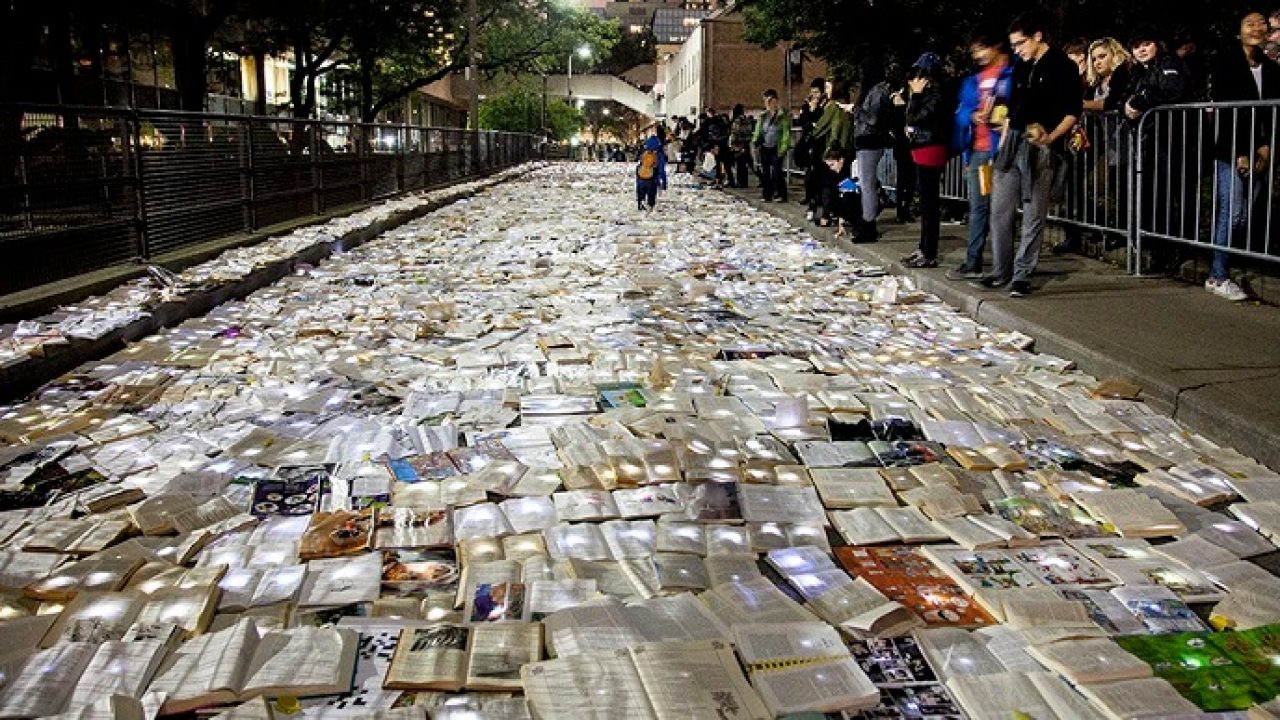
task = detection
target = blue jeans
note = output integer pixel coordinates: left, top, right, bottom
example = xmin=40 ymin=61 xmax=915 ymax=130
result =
xmin=963 ymin=150 xmax=993 ymax=271
xmin=1211 ymin=159 xmax=1262 ymax=280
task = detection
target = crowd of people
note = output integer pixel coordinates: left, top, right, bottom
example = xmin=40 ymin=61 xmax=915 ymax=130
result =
xmin=633 ymin=8 xmax=1280 ymax=302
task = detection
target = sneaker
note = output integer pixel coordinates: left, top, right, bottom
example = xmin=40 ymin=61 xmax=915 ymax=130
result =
xmin=945 ymin=266 xmax=984 ymax=281
xmin=974 ymin=276 xmax=1009 ymax=290
xmin=805 ymin=210 xmax=815 ymax=221
xmin=1009 ymin=280 xmax=1032 ymax=297
xmin=904 ymin=255 xmax=938 ymax=268
xmin=901 ymin=250 xmax=924 ymax=264
xmin=1205 ymin=277 xmax=1248 ymax=301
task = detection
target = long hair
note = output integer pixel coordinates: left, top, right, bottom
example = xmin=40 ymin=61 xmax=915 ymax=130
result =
xmin=1086 ymin=38 xmax=1132 ymax=87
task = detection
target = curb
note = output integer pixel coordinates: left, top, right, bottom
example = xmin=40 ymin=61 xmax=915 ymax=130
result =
xmin=723 ymin=186 xmax=1280 ymax=472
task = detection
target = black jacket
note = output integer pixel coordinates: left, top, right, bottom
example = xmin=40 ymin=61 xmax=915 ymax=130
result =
xmin=1088 ymin=62 xmax=1133 ymax=113
xmin=1123 ymin=53 xmax=1190 ymax=114
xmin=853 ymin=82 xmax=896 ymax=149
xmin=1209 ymin=46 xmax=1280 ymax=162
xmin=904 ymin=86 xmax=953 ymax=147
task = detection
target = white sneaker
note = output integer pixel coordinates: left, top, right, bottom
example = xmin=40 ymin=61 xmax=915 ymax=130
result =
xmin=805 ymin=210 xmax=815 ymax=221
xmin=1205 ymin=278 xmax=1248 ymax=301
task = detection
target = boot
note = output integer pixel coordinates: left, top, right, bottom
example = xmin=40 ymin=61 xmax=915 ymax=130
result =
xmin=853 ymin=220 xmax=878 ymax=244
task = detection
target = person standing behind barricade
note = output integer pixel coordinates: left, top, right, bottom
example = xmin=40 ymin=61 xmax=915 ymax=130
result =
xmin=729 ymin=104 xmax=755 ymax=188
xmin=978 ymin=11 xmax=1083 ymax=297
xmin=948 ymin=29 xmax=1014 ymax=280
xmin=1121 ymin=25 xmax=1192 ymax=265
xmin=850 ymin=70 xmax=895 ymax=243
xmin=901 ymin=52 xmax=955 ymax=268
xmin=797 ymin=78 xmax=829 ymax=216
xmin=1204 ymin=10 xmax=1280 ymax=301
xmin=753 ymin=89 xmax=792 ymax=203
xmin=1073 ymin=37 xmax=1134 ymax=250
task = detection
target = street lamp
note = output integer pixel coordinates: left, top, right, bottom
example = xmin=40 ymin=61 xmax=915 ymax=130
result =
xmin=567 ymin=45 xmax=591 ymax=99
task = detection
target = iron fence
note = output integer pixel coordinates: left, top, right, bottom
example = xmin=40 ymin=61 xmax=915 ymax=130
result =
xmin=863 ymin=102 xmax=1280 ymax=274
xmin=0 ymin=104 xmax=538 ymax=295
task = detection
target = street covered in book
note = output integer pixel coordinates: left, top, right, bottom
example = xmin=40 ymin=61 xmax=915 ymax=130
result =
xmin=3 ymin=163 xmax=1280 ymax=718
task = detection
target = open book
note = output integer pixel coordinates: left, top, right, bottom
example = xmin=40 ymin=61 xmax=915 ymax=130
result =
xmin=521 ymin=639 xmax=770 ymax=719
xmin=732 ymin=622 xmax=880 ymax=715
xmin=382 ymin=622 xmax=542 ymax=692
xmin=946 ymin=670 xmax=1107 ymax=720
xmin=147 ymin=618 xmax=358 ymax=714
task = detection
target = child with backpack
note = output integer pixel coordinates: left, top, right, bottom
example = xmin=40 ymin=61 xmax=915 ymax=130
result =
xmin=636 ymin=124 xmax=668 ymax=211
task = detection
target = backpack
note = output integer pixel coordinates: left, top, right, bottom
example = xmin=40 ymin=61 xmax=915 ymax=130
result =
xmin=637 ymin=148 xmax=660 ymax=181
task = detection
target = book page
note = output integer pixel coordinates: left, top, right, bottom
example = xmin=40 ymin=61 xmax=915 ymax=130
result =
xmin=913 ymin=628 xmax=1005 ymax=680
xmin=830 ymin=508 xmax=898 ymax=545
xmin=631 ymin=593 xmax=728 ymax=645
xmin=1078 ymin=677 xmax=1201 ymax=719
xmin=465 ymin=622 xmax=542 ymax=690
xmin=731 ymin=622 xmax=846 ymax=666
xmin=946 ymin=671 xmax=1061 ymax=720
xmin=630 ymin=640 xmax=770 ymax=720
xmin=542 ymin=598 xmax=646 ymax=656
xmin=0 ymin=642 xmax=97 ymax=718
xmin=698 ymin=578 xmax=815 ymax=626
xmin=68 ymin=638 xmax=172 ymax=708
xmin=148 ymin=618 xmax=259 ymax=710
xmin=1025 ymin=638 xmax=1152 ymax=685
xmin=751 ymin=656 xmax=880 ymax=716
xmin=242 ymin=625 xmax=357 ymax=697
xmin=521 ymin=649 xmax=657 ymax=719
xmin=383 ymin=625 xmax=469 ymax=691
xmin=1024 ymin=672 xmax=1107 ymax=720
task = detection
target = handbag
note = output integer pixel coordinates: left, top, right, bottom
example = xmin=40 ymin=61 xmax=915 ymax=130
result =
xmin=1067 ymin=123 xmax=1090 ymax=155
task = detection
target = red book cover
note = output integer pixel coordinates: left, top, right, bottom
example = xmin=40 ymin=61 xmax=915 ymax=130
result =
xmin=834 ymin=545 xmax=995 ymax=627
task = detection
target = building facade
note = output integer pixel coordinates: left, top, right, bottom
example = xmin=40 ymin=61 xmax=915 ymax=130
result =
xmin=660 ymin=7 xmax=828 ymax=120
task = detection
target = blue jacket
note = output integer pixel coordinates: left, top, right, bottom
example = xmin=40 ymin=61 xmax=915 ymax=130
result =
xmin=637 ymin=135 xmax=668 ymax=188
xmin=952 ymin=62 xmax=1015 ymax=164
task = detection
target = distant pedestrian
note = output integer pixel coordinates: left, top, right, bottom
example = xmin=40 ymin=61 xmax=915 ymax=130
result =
xmin=636 ymin=124 xmax=668 ymax=211
xmin=729 ymin=104 xmax=755 ymax=188
xmin=753 ymin=89 xmax=792 ymax=202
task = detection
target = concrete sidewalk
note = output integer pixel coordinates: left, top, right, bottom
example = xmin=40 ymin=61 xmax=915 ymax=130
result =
xmin=723 ymin=184 xmax=1280 ymax=472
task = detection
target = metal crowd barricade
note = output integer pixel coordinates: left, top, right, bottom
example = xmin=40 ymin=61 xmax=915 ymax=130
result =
xmin=1134 ymin=100 xmax=1279 ymax=273
xmin=0 ymin=104 xmax=539 ymax=295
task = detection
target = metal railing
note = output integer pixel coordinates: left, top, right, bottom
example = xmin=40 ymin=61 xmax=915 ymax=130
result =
xmin=0 ymin=104 xmax=538 ymax=295
xmin=862 ymin=102 xmax=1280 ymax=274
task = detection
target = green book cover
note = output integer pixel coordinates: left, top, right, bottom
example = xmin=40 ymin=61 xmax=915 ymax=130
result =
xmin=1116 ymin=624 xmax=1280 ymax=711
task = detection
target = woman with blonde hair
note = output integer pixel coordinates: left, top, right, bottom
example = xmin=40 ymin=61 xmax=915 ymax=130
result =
xmin=1083 ymin=38 xmax=1133 ymax=112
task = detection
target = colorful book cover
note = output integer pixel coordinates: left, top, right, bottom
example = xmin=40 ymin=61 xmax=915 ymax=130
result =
xmin=381 ymin=549 xmax=459 ymax=596
xmin=848 ymin=636 xmax=938 ymax=685
xmin=251 ymin=464 xmax=331 ymax=517
xmin=835 ymin=546 xmax=994 ymax=627
xmin=1010 ymin=544 xmax=1115 ymax=588
xmin=848 ymin=683 xmax=964 ymax=719
xmin=1116 ymin=625 xmax=1280 ymax=711
xmin=992 ymin=496 xmax=1104 ymax=539
xmin=923 ymin=547 xmax=1042 ymax=591
xmin=386 ymin=452 xmax=460 ymax=483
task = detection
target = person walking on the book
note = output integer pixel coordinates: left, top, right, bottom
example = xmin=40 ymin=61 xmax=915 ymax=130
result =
xmin=636 ymin=124 xmax=668 ymax=211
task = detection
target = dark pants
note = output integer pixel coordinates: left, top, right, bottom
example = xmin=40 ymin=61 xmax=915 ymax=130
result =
xmin=806 ymin=162 xmax=829 ymax=213
xmin=917 ymin=165 xmax=943 ymax=260
xmin=893 ymin=142 xmax=916 ymax=218
xmin=732 ymin=148 xmax=751 ymax=188
xmin=760 ymin=146 xmax=787 ymax=201
xmin=637 ymin=179 xmax=658 ymax=209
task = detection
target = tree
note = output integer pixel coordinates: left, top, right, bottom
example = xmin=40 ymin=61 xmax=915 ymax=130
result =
xmin=478 ymin=84 xmax=581 ymax=140
xmin=336 ymin=0 xmax=618 ymax=122
xmin=737 ymin=0 xmax=1248 ymax=88
xmin=598 ymin=27 xmax=657 ymax=77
